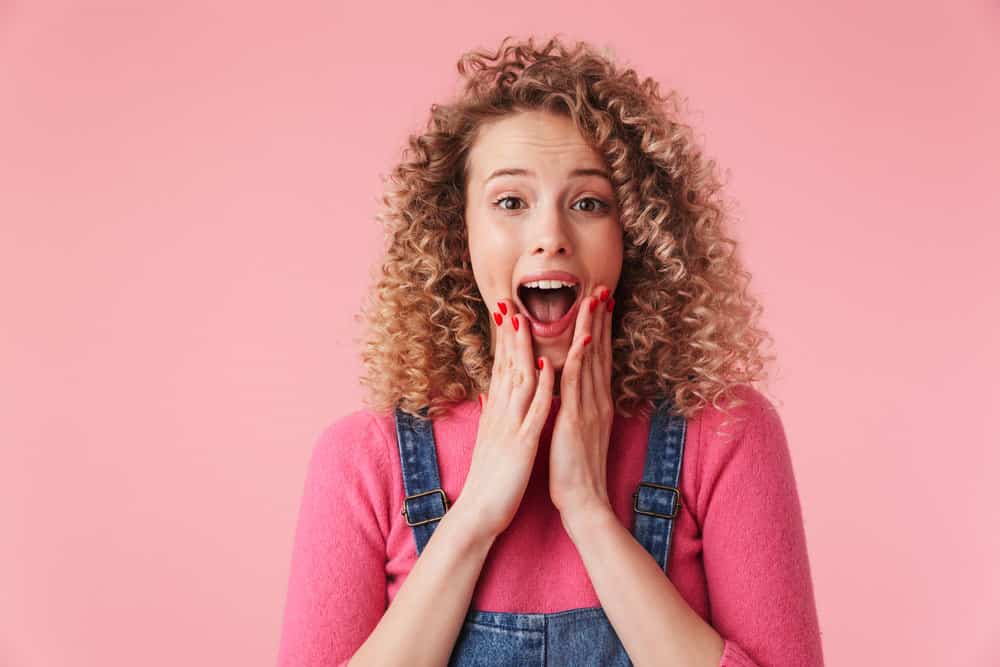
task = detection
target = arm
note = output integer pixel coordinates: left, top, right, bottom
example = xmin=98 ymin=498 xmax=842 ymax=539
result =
xmin=276 ymin=415 xmax=390 ymax=667
xmin=561 ymin=391 xmax=824 ymax=666
xmin=697 ymin=393 xmax=824 ymax=665
xmin=349 ymin=499 xmax=495 ymax=667
xmin=561 ymin=504 xmax=726 ymax=665
xmin=276 ymin=413 xmax=498 ymax=667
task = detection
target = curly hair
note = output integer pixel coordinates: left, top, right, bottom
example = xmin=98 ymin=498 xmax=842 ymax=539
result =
xmin=356 ymin=34 xmax=777 ymax=428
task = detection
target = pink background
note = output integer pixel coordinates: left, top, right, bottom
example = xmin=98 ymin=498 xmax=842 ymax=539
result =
xmin=2 ymin=2 xmax=997 ymax=665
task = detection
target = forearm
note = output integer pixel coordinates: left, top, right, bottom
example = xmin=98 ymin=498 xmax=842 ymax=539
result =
xmin=348 ymin=499 xmax=495 ymax=667
xmin=561 ymin=502 xmax=726 ymax=667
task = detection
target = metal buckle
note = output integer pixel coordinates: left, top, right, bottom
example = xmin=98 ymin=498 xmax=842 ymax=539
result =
xmin=400 ymin=488 xmax=450 ymax=527
xmin=632 ymin=481 xmax=681 ymax=519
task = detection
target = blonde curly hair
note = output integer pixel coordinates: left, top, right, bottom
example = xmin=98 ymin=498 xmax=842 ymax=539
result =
xmin=356 ymin=34 xmax=777 ymax=426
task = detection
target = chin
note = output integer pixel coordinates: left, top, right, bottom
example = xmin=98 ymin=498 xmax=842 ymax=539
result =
xmin=535 ymin=341 xmax=569 ymax=366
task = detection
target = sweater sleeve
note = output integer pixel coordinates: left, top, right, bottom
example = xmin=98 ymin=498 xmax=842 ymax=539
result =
xmin=276 ymin=413 xmax=391 ymax=667
xmin=697 ymin=390 xmax=825 ymax=666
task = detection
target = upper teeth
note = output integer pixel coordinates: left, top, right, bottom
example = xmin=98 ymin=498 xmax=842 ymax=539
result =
xmin=522 ymin=279 xmax=578 ymax=290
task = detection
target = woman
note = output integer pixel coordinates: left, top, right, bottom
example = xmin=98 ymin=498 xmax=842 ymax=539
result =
xmin=277 ymin=34 xmax=824 ymax=666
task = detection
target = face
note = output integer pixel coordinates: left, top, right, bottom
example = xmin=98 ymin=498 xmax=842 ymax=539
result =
xmin=464 ymin=109 xmax=624 ymax=374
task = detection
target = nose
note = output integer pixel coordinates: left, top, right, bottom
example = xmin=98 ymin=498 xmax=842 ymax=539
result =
xmin=529 ymin=201 xmax=573 ymax=258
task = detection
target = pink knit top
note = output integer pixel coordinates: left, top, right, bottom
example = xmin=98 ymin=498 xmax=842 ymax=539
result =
xmin=277 ymin=386 xmax=824 ymax=666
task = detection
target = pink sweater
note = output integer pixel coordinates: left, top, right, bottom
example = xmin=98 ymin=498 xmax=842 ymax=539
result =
xmin=277 ymin=386 xmax=824 ymax=666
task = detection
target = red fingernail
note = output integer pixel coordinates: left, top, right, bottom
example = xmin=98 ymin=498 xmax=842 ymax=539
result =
xmin=583 ymin=334 xmax=592 ymax=346
xmin=537 ymin=357 xmax=544 ymax=370
xmin=497 ymin=301 xmax=507 ymax=315
xmin=478 ymin=393 xmax=483 ymax=408
xmin=494 ymin=311 xmax=503 ymax=325
xmin=599 ymin=288 xmax=609 ymax=302
xmin=512 ymin=315 xmax=519 ymax=331
xmin=606 ymin=296 xmax=615 ymax=313
xmin=589 ymin=298 xmax=598 ymax=313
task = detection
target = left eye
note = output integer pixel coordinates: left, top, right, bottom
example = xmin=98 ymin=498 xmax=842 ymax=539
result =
xmin=573 ymin=197 xmax=609 ymax=213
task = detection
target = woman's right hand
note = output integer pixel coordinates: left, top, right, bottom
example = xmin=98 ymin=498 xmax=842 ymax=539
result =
xmin=453 ymin=299 xmax=555 ymax=544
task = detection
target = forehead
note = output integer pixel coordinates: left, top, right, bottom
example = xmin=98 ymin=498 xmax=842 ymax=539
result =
xmin=467 ymin=111 xmax=606 ymax=185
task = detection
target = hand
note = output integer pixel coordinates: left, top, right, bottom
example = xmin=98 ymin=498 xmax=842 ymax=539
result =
xmin=456 ymin=299 xmax=556 ymax=543
xmin=549 ymin=286 xmax=616 ymax=520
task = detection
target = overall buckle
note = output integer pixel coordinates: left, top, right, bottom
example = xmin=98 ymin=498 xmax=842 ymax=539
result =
xmin=400 ymin=488 xmax=450 ymax=527
xmin=632 ymin=481 xmax=681 ymax=519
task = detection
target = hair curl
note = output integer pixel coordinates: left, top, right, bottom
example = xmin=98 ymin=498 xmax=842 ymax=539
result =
xmin=356 ymin=34 xmax=777 ymax=428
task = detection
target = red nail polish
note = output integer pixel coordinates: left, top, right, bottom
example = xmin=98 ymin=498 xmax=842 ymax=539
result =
xmin=494 ymin=311 xmax=503 ymax=325
xmin=497 ymin=301 xmax=507 ymax=315
xmin=512 ymin=315 xmax=519 ymax=331
xmin=599 ymin=288 xmax=609 ymax=302
xmin=537 ymin=357 xmax=544 ymax=370
xmin=583 ymin=334 xmax=592 ymax=346
xmin=478 ymin=393 xmax=483 ymax=408
xmin=589 ymin=298 xmax=598 ymax=313
xmin=606 ymin=296 xmax=615 ymax=313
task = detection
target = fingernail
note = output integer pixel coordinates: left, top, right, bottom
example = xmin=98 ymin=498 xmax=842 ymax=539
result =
xmin=599 ymin=288 xmax=609 ymax=302
xmin=583 ymin=334 xmax=592 ymax=347
xmin=589 ymin=298 xmax=598 ymax=313
xmin=478 ymin=393 xmax=483 ymax=408
xmin=497 ymin=301 xmax=507 ymax=315
xmin=606 ymin=296 xmax=615 ymax=313
xmin=512 ymin=315 xmax=519 ymax=331
xmin=537 ymin=357 xmax=544 ymax=370
xmin=494 ymin=311 xmax=503 ymax=325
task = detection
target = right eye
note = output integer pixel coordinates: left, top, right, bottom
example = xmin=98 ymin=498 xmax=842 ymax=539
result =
xmin=492 ymin=196 xmax=525 ymax=211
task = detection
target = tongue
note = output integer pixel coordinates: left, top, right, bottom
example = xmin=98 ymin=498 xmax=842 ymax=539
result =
xmin=523 ymin=287 xmax=575 ymax=323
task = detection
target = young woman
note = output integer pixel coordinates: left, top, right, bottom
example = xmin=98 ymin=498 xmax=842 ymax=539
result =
xmin=277 ymin=35 xmax=824 ymax=666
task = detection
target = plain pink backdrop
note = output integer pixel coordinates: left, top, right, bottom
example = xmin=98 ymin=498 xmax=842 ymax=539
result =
xmin=2 ymin=2 xmax=997 ymax=665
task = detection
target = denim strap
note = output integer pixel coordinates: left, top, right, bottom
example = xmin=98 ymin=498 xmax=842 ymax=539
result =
xmin=394 ymin=404 xmax=449 ymax=554
xmin=631 ymin=397 xmax=687 ymax=575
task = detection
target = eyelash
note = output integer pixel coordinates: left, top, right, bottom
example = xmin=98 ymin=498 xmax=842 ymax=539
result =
xmin=491 ymin=195 xmax=610 ymax=215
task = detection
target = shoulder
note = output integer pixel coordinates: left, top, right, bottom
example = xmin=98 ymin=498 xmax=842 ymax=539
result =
xmin=694 ymin=384 xmax=784 ymax=451
xmin=689 ymin=385 xmax=794 ymax=515
xmin=310 ymin=407 xmax=396 ymax=478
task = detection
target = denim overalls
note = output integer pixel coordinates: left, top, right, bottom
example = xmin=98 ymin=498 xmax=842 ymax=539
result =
xmin=394 ymin=397 xmax=686 ymax=666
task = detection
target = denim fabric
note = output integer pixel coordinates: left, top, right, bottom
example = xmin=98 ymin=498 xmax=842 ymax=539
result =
xmin=394 ymin=398 xmax=686 ymax=667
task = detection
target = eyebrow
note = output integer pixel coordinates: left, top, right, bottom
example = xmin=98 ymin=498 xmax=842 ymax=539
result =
xmin=483 ymin=167 xmax=611 ymax=186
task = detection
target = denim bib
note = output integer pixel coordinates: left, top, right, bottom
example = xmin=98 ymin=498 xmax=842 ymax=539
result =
xmin=394 ymin=398 xmax=685 ymax=666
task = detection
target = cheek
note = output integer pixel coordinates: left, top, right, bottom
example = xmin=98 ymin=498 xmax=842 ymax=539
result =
xmin=586 ymin=228 xmax=624 ymax=276
xmin=469 ymin=228 xmax=519 ymax=280
xmin=469 ymin=247 xmax=513 ymax=298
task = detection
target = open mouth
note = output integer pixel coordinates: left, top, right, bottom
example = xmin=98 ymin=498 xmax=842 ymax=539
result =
xmin=516 ymin=282 xmax=580 ymax=323
xmin=514 ymin=271 xmax=584 ymax=335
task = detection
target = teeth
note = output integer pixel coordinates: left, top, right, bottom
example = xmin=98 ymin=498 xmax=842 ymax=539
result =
xmin=521 ymin=279 xmax=578 ymax=290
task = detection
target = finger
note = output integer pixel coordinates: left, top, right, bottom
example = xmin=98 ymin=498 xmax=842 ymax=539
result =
xmin=563 ymin=293 xmax=597 ymax=414
xmin=487 ymin=300 xmax=510 ymax=411
xmin=581 ymin=332 xmax=597 ymax=414
xmin=590 ymin=286 xmax=610 ymax=406
xmin=507 ymin=300 xmax=537 ymax=419
xmin=594 ymin=286 xmax=610 ymax=355
xmin=598 ymin=291 xmax=614 ymax=404
xmin=521 ymin=353 xmax=554 ymax=443
xmin=583 ymin=287 xmax=604 ymax=409
xmin=585 ymin=285 xmax=610 ymax=405
xmin=582 ymin=285 xmax=605 ymax=409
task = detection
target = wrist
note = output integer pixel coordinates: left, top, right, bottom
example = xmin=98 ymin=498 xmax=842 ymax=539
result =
xmin=559 ymin=496 xmax=615 ymax=541
xmin=442 ymin=497 xmax=501 ymax=551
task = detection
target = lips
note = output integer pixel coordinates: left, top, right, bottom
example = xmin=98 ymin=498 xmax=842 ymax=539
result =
xmin=513 ymin=269 xmax=584 ymax=339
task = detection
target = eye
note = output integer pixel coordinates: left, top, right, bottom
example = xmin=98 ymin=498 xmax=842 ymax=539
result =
xmin=491 ymin=195 xmax=610 ymax=214
xmin=492 ymin=195 xmax=525 ymax=211
xmin=572 ymin=197 xmax=610 ymax=214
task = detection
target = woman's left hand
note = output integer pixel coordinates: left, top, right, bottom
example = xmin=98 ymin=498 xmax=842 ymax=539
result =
xmin=549 ymin=285 xmax=616 ymax=521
